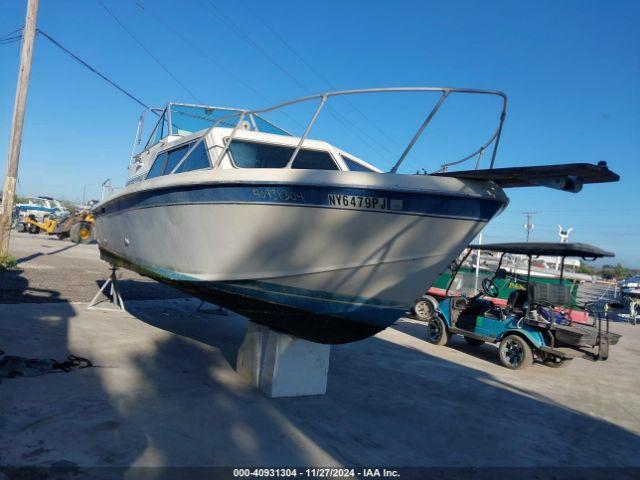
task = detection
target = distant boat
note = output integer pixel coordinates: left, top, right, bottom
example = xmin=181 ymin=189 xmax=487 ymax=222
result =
xmin=13 ymin=196 xmax=69 ymax=225
xmin=621 ymin=276 xmax=640 ymax=298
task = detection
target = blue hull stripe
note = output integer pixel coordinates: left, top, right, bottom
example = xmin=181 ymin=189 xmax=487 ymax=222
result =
xmin=97 ymin=183 xmax=504 ymax=221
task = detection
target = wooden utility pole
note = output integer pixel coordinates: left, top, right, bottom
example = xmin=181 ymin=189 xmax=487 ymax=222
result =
xmin=0 ymin=0 xmax=39 ymax=257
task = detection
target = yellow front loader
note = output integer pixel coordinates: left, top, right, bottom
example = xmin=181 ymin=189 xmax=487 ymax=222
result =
xmin=21 ymin=212 xmax=95 ymax=244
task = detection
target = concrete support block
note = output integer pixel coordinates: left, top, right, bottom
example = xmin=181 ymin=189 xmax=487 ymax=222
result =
xmin=236 ymin=321 xmax=330 ymax=397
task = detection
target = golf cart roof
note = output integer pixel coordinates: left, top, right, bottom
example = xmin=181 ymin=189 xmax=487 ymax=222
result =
xmin=467 ymin=242 xmax=614 ymax=259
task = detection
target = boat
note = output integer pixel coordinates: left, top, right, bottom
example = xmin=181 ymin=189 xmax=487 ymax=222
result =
xmin=13 ymin=196 xmax=69 ymax=231
xmin=93 ymin=87 xmax=619 ymax=344
xmin=620 ymin=276 xmax=640 ymax=298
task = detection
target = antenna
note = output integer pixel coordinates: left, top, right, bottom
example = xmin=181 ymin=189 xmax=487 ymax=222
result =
xmin=523 ymin=211 xmax=537 ymax=242
xmin=558 ymin=225 xmax=573 ymax=243
xmin=555 ymin=225 xmax=573 ymax=270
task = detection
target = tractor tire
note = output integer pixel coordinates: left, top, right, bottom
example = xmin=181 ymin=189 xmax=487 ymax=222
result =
xmin=70 ymin=224 xmax=80 ymax=243
xmin=70 ymin=222 xmax=94 ymax=244
xmin=498 ymin=335 xmax=533 ymax=370
xmin=464 ymin=337 xmax=485 ymax=346
xmin=16 ymin=222 xmax=27 ymax=233
xmin=426 ymin=316 xmax=450 ymax=346
xmin=28 ymin=224 xmax=40 ymax=234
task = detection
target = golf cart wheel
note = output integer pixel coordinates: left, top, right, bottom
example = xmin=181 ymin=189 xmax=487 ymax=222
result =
xmin=426 ymin=316 xmax=450 ymax=346
xmin=498 ymin=335 xmax=533 ymax=370
xmin=464 ymin=337 xmax=484 ymax=346
xmin=543 ymin=356 xmax=571 ymax=368
xmin=412 ymin=298 xmax=435 ymax=321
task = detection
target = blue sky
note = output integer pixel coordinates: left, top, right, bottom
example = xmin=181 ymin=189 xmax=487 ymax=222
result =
xmin=1 ymin=0 xmax=638 ymax=266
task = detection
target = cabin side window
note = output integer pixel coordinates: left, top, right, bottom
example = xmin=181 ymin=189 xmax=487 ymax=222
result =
xmin=175 ymin=141 xmax=212 ymax=173
xmin=146 ymin=142 xmax=193 ymax=179
xmin=228 ymin=140 xmax=338 ymax=170
xmin=146 ymin=152 xmax=168 ymax=179
xmin=291 ymin=149 xmax=339 ymax=170
xmin=340 ymin=154 xmax=377 ymax=172
xmin=163 ymin=143 xmax=192 ymax=174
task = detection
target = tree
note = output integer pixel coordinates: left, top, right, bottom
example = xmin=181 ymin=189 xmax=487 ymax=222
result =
xmin=613 ymin=263 xmax=629 ymax=279
xmin=577 ymin=263 xmax=593 ymax=275
xmin=601 ymin=263 xmax=632 ymax=280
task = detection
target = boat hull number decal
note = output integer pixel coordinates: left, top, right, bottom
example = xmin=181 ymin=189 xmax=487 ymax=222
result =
xmin=252 ymin=187 xmax=305 ymax=202
xmin=328 ymin=194 xmax=402 ymax=211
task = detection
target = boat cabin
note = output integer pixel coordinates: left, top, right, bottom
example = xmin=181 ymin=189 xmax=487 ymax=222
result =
xmin=127 ymin=103 xmax=381 ymax=185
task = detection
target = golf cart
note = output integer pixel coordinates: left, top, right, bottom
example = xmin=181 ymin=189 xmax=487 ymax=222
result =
xmin=425 ymin=242 xmax=621 ymax=370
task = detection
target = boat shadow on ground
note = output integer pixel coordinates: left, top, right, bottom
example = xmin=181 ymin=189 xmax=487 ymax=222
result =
xmin=122 ymin=298 xmax=640 ymax=471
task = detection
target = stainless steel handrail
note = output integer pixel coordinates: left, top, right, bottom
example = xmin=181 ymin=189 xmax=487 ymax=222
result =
xmin=162 ymin=87 xmax=508 ymax=174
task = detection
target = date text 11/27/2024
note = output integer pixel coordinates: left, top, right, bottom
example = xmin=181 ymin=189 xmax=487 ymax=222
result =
xmin=233 ymin=468 xmax=400 ymax=478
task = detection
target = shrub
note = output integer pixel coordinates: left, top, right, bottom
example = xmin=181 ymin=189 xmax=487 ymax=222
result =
xmin=0 ymin=254 xmax=17 ymax=271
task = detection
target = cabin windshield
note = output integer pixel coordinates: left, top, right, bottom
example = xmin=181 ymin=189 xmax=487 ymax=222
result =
xmin=136 ymin=103 xmax=291 ymax=155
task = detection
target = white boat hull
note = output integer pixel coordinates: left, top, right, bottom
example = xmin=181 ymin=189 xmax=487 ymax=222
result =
xmin=95 ymin=172 xmax=507 ymax=342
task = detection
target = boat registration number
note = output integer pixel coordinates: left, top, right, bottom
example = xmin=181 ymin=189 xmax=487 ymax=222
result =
xmin=328 ymin=194 xmax=401 ymax=211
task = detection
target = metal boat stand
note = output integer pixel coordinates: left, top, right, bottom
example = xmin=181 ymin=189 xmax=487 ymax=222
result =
xmin=88 ymin=265 xmax=126 ymax=312
xmin=196 ymin=300 xmax=228 ymax=315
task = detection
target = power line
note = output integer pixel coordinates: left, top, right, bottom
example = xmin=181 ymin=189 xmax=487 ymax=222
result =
xmin=37 ymin=29 xmax=151 ymax=110
xmin=501 ymin=207 xmax=640 ymax=215
xmin=95 ymin=0 xmax=202 ymax=103
xmin=132 ymin=0 xmax=307 ymax=131
xmin=490 ymin=223 xmax=639 ymax=231
xmin=0 ymin=36 xmax=22 ymax=45
xmin=0 ymin=27 xmax=23 ymax=45
xmin=137 ymin=0 xmax=395 ymax=163
xmin=1 ymin=27 xmax=23 ymax=39
xmin=134 ymin=0 xmax=272 ymax=106
xmin=200 ymin=0 xmax=307 ymax=93
xmin=237 ymin=0 xmax=403 ymax=150
xmin=198 ymin=0 xmax=396 ymax=163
